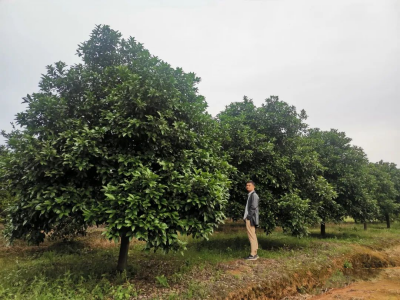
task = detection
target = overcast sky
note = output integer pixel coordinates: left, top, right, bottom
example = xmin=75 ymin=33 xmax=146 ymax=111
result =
xmin=1 ymin=0 xmax=399 ymax=164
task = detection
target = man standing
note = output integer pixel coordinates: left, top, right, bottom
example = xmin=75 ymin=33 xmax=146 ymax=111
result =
xmin=243 ymin=180 xmax=259 ymax=260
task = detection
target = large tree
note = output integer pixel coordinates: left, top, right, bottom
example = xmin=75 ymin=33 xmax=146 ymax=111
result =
xmin=368 ymin=162 xmax=399 ymax=228
xmin=307 ymin=129 xmax=378 ymax=234
xmin=218 ymin=96 xmax=335 ymax=236
xmin=382 ymin=161 xmax=400 ymax=215
xmin=1 ymin=25 xmax=231 ymax=271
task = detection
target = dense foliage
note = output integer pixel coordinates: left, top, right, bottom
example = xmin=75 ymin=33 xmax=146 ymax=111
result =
xmin=1 ymin=25 xmax=231 ymax=271
xmin=0 ymin=145 xmax=13 ymax=222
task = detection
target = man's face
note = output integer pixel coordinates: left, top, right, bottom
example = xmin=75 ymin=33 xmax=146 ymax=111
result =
xmin=246 ymin=182 xmax=255 ymax=192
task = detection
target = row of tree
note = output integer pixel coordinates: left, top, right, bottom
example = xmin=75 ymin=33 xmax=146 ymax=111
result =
xmin=219 ymin=97 xmax=400 ymax=235
xmin=1 ymin=25 xmax=399 ymax=271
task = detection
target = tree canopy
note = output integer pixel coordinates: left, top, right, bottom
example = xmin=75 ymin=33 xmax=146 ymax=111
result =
xmin=1 ymin=25 xmax=231 ymax=271
xmin=368 ymin=161 xmax=400 ymax=228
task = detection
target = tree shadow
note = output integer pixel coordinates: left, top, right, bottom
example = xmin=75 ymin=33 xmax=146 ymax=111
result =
xmin=215 ymin=221 xmax=245 ymax=233
xmin=307 ymin=232 xmax=372 ymax=241
xmin=44 ymin=240 xmax=87 ymax=254
xmin=189 ymin=235 xmax=306 ymax=252
xmin=1 ymin=239 xmax=92 ymax=259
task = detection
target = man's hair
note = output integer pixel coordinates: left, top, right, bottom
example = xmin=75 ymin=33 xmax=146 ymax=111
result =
xmin=246 ymin=180 xmax=255 ymax=186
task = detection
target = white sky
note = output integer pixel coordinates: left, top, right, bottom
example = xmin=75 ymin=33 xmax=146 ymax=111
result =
xmin=1 ymin=0 xmax=399 ymax=164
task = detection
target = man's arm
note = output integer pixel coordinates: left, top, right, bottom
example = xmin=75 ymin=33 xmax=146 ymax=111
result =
xmin=246 ymin=193 xmax=259 ymax=219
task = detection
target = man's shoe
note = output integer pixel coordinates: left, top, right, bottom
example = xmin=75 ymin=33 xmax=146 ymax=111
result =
xmin=245 ymin=255 xmax=259 ymax=260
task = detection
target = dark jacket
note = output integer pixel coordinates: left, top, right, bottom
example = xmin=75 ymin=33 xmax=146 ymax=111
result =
xmin=246 ymin=191 xmax=259 ymax=227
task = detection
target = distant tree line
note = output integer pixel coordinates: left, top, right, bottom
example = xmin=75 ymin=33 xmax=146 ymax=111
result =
xmin=0 ymin=25 xmax=399 ymax=271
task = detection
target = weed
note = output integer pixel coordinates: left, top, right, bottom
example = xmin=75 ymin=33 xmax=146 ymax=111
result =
xmin=170 ymin=272 xmax=184 ymax=284
xmin=155 ymin=274 xmax=169 ymax=287
xmin=110 ymin=282 xmax=137 ymax=300
xmin=343 ymin=261 xmax=353 ymax=269
xmin=322 ymin=270 xmax=350 ymax=290
xmin=167 ymin=292 xmax=179 ymax=300
xmin=184 ymin=281 xmax=209 ymax=299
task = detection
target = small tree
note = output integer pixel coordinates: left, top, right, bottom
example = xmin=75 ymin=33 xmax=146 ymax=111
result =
xmin=2 ymin=25 xmax=231 ymax=271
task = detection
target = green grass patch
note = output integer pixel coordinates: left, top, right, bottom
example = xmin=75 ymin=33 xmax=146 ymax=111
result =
xmin=0 ymin=221 xmax=400 ymax=299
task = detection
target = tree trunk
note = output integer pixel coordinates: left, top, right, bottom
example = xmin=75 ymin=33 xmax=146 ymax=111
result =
xmin=117 ymin=235 xmax=130 ymax=272
xmin=385 ymin=214 xmax=391 ymax=229
xmin=321 ymin=222 xmax=326 ymax=237
xmin=363 ymin=222 xmax=367 ymax=230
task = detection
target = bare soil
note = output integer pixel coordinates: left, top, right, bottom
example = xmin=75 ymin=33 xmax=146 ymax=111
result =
xmin=223 ymin=245 xmax=400 ymax=300
xmin=309 ymin=246 xmax=400 ymax=300
xmin=311 ymin=267 xmax=400 ymax=300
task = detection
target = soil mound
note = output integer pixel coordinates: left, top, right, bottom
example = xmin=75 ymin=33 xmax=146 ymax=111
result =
xmin=225 ymin=245 xmax=400 ymax=300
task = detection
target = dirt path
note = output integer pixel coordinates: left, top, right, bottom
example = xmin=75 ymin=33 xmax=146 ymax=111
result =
xmin=311 ymin=267 xmax=400 ymax=300
xmin=311 ymin=246 xmax=400 ymax=300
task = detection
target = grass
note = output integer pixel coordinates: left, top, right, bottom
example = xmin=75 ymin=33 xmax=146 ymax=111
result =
xmin=0 ymin=221 xmax=400 ymax=299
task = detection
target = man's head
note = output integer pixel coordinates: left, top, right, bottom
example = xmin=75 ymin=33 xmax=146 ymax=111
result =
xmin=246 ymin=180 xmax=255 ymax=192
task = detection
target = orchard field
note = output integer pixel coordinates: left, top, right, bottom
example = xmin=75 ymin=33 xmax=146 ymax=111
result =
xmin=1 ymin=25 xmax=400 ymax=299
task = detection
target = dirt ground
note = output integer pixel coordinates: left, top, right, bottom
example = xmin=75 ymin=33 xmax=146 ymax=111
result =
xmin=311 ymin=267 xmax=400 ymax=300
xmin=310 ymin=246 xmax=400 ymax=300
